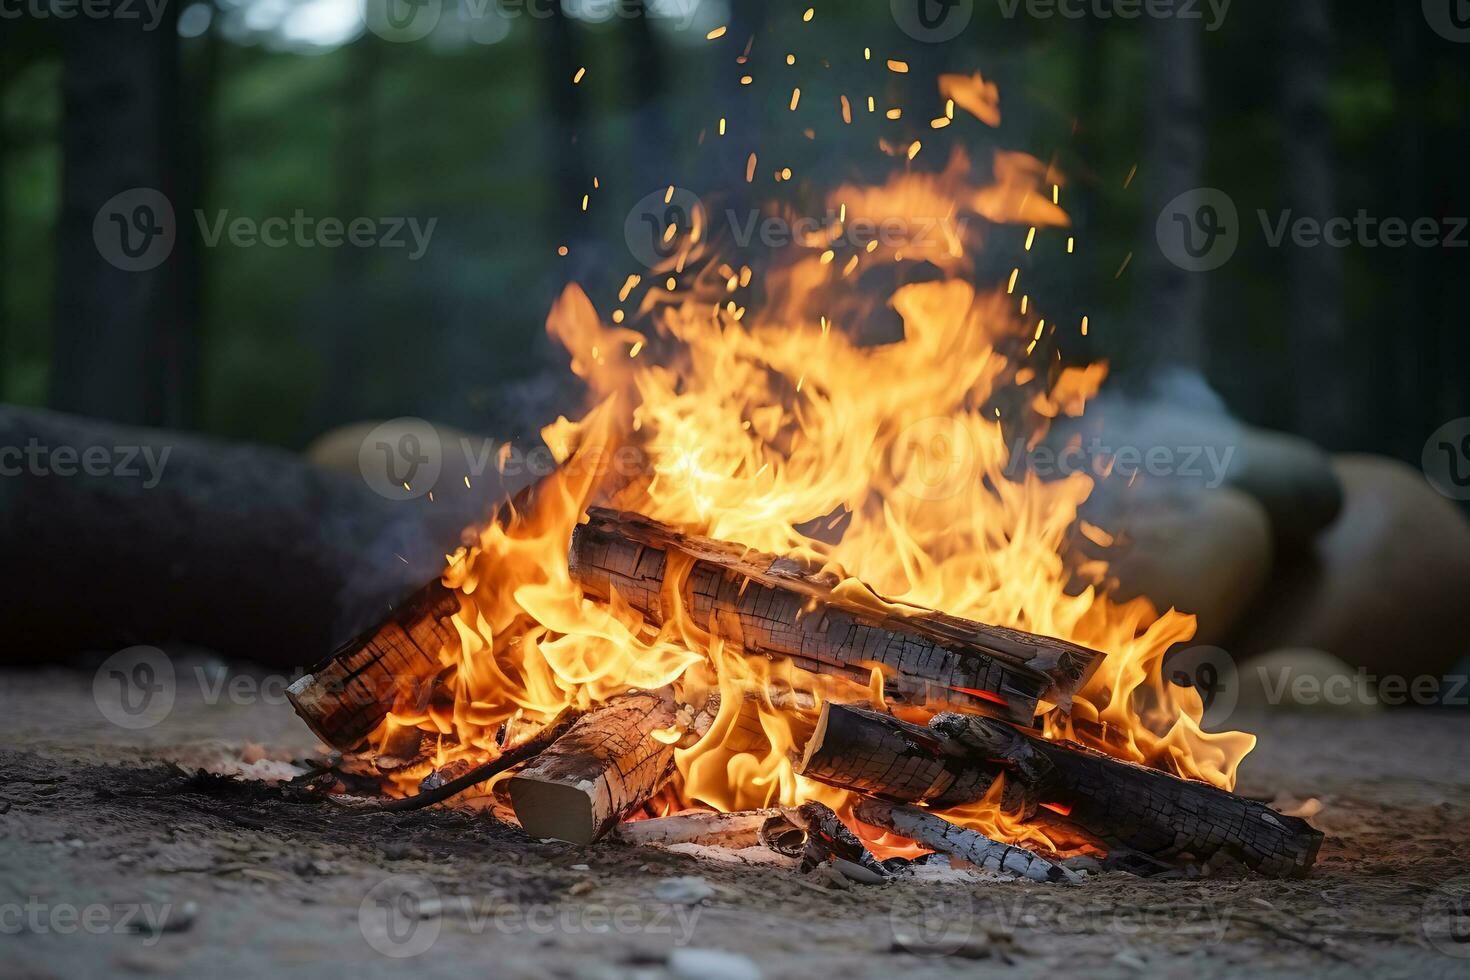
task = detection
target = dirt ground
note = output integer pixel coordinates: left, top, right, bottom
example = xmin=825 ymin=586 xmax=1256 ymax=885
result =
xmin=2 ymin=661 xmax=1468 ymax=980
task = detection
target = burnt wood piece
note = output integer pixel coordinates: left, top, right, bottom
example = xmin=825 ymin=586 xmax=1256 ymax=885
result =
xmin=568 ymin=509 xmax=1103 ymax=725
xmin=287 ymin=579 xmax=460 ymax=750
xmin=796 ymin=703 xmax=1324 ymax=878
xmin=610 ymin=808 xmax=780 ymax=848
xmin=854 ymin=799 xmax=1078 ymax=884
xmin=507 ymin=691 xmax=695 ymax=845
xmin=759 ymin=802 xmax=890 ymax=883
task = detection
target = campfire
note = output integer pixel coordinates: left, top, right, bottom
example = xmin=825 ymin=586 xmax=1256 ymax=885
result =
xmin=286 ymin=66 xmax=1321 ymax=883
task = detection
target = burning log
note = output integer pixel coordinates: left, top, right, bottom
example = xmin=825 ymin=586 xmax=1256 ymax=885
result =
xmin=287 ymin=579 xmax=460 ymax=749
xmin=758 ymin=802 xmax=891 ymax=883
xmin=508 ymin=691 xmax=707 ymax=845
xmin=853 ymin=799 xmax=1078 ymax=884
xmin=569 ymin=508 xmax=1104 ymax=725
xmin=796 ymin=703 xmax=1324 ymax=878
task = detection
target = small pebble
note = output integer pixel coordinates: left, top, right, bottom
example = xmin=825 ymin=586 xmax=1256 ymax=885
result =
xmin=668 ymin=948 xmax=761 ymax=980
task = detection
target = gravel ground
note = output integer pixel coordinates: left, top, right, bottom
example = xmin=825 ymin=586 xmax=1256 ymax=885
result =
xmin=2 ymin=660 xmax=1468 ymax=979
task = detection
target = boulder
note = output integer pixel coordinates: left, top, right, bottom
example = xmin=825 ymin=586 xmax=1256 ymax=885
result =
xmin=1228 ymin=455 xmax=1470 ymax=679
xmin=1096 ymin=486 xmax=1273 ymax=646
xmin=1237 ymin=649 xmax=1380 ymax=715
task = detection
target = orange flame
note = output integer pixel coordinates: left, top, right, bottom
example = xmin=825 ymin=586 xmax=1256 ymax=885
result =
xmin=372 ymin=67 xmax=1255 ymax=854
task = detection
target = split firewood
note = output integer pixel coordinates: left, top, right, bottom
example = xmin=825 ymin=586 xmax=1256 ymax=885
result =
xmin=610 ymin=809 xmax=780 ymax=848
xmin=289 ymin=503 xmax=1105 ymax=748
xmin=288 ymin=579 xmax=460 ymax=750
xmin=758 ymin=802 xmax=891 ymax=883
xmin=508 ymin=691 xmax=713 ymax=845
xmin=796 ymin=703 xmax=1324 ymax=878
xmin=569 ymin=508 xmax=1104 ymax=724
xmin=854 ymin=799 xmax=1079 ymax=884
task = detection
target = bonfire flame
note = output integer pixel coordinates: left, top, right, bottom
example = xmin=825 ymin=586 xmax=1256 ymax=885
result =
xmin=374 ymin=69 xmax=1255 ymax=855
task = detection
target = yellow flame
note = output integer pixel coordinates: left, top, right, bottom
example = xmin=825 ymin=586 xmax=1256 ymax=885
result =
xmin=375 ymin=66 xmax=1255 ymax=853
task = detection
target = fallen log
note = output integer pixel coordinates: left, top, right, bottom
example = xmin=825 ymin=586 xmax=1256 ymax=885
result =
xmin=569 ymin=508 xmax=1103 ymax=725
xmin=796 ymin=703 xmax=1324 ymax=878
xmin=508 ymin=691 xmax=705 ymax=845
xmin=853 ymin=799 xmax=1078 ymax=884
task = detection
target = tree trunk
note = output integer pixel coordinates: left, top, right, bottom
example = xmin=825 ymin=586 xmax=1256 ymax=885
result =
xmin=1283 ymin=0 xmax=1348 ymax=448
xmin=1137 ymin=13 xmax=1207 ymax=371
xmin=52 ymin=13 xmax=195 ymax=429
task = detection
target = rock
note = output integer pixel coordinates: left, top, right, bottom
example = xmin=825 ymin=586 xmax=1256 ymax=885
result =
xmin=1238 ymin=649 xmax=1380 ymax=715
xmin=305 ymin=419 xmax=533 ymax=547
xmin=668 ymin=948 xmax=762 ymax=980
xmin=1095 ymin=487 xmax=1273 ymax=646
xmin=653 ymin=876 xmax=716 ymax=905
xmin=1054 ymin=374 xmax=1342 ymax=548
xmin=1230 ymin=455 xmax=1470 ymax=679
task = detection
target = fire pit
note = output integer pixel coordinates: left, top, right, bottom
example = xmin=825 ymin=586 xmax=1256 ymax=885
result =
xmin=276 ymin=70 xmax=1320 ymax=881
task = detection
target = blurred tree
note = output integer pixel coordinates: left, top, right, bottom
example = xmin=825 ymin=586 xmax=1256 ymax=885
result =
xmin=1283 ymin=0 xmax=1348 ymax=448
xmin=51 ymin=15 xmax=196 ymax=428
xmin=1135 ymin=14 xmax=1206 ymax=372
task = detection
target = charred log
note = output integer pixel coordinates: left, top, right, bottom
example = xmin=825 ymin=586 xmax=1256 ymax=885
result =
xmin=287 ymin=579 xmax=459 ymax=750
xmin=569 ymin=508 xmax=1103 ymax=724
xmin=796 ymin=703 xmax=1324 ymax=878
xmin=854 ymin=799 xmax=1078 ymax=884
xmin=759 ymin=802 xmax=890 ymax=883
xmin=507 ymin=691 xmax=705 ymax=845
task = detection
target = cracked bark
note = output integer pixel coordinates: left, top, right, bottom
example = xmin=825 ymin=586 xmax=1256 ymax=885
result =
xmin=797 ymin=703 xmax=1324 ymax=878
